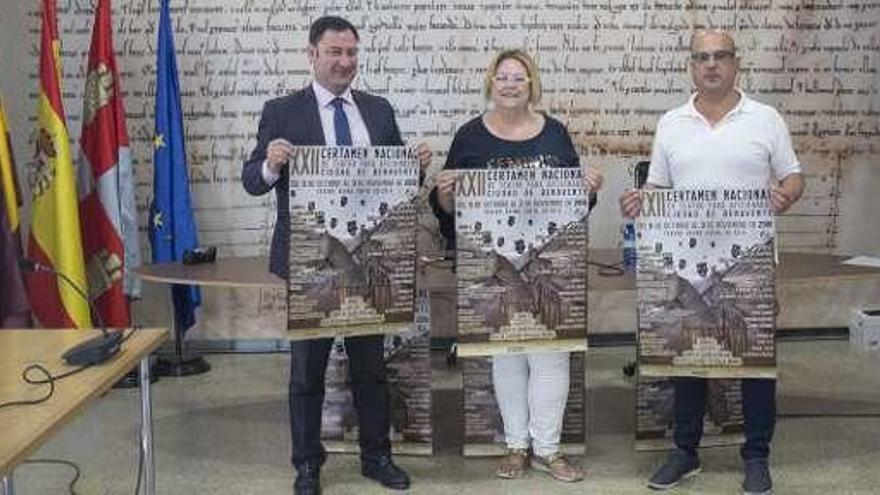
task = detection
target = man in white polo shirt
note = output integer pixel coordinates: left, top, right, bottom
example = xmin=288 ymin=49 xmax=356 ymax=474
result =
xmin=620 ymin=29 xmax=804 ymax=495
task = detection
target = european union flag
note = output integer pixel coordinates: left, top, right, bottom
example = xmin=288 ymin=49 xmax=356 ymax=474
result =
xmin=149 ymin=0 xmax=200 ymax=331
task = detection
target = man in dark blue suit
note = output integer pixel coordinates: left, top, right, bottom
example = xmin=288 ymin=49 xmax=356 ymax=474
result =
xmin=242 ymin=16 xmax=430 ymax=495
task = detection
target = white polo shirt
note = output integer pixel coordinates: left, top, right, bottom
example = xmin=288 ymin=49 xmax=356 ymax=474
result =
xmin=646 ymin=91 xmax=801 ymax=189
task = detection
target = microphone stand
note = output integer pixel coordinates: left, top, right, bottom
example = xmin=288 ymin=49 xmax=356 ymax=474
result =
xmin=21 ymin=260 xmax=123 ymax=366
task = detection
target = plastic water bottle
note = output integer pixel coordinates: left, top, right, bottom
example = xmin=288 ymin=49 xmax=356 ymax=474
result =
xmin=622 ymin=219 xmax=636 ymax=272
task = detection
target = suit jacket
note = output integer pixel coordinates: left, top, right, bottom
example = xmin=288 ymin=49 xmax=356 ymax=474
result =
xmin=242 ymin=85 xmax=404 ymax=278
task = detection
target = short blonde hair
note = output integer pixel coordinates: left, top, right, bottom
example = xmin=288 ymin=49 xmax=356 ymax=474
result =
xmin=483 ymin=49 xmax=542 ymax=105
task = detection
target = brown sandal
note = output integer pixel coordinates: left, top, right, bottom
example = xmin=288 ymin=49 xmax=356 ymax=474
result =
xmin=496 ymin=448 xmax=530 ymax=479
xmin=532 ymin=452 xmax=584 ymax=482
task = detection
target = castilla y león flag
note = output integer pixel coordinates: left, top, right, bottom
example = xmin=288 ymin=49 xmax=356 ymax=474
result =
xmin=77 ymin=0 xmax=142 ymax=328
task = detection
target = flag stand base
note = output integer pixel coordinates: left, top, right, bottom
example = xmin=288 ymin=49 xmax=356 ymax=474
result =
xmin=155 ymin=302 xmax=211 ymax=377
xmin=154 ymin=353 xmax=211 ymax=377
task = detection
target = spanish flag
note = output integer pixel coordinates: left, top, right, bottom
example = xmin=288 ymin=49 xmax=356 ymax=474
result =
xmin=26 ymin=0 xmax=92 ymax=329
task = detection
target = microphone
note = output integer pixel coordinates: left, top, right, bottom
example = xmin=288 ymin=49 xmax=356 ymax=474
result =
xmin=19 ymin=259 xmax=123 ymax=366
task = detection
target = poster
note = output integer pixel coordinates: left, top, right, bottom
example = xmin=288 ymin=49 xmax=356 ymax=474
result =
xmin=462 ymin=352 xmax=585 ymax=456
xmin=635 ymin=375 xmax=744 ymax=451
xmin=287 ymin=146 xmax=419 ymax=340
xmin=454 ymin=167 xmax=589 ymax=356
xmin=636 ymin=188 xmax=777 ymax=378
xmin=321 ymin=289 xmax=432 ymax=455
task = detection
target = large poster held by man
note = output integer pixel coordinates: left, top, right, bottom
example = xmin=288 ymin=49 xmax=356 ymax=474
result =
xmin=636 ymin=188 xmax=777 ymax=378
xmin=287 ymin=146 xmax=419 ymax=340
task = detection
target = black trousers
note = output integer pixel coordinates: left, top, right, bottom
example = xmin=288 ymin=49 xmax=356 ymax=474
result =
xmin=673 ymin=377 xmax=776 ymax=460
xmin=288 ymin=335 xmax=391 ymax=469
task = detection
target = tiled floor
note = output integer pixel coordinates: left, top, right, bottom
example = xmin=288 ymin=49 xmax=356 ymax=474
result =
xmin=9 ymin=340 xmax=880 ymax=494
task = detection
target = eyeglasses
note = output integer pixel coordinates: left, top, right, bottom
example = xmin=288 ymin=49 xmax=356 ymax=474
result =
xmin=493 ymin=73 xmax=530 ymax=84
xmin=691 ymin=50 xmax=736 ymax=64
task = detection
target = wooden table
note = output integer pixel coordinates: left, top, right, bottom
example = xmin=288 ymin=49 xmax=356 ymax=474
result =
xmin=137 ymin=256 xmax=280 ymax=288
xmin=0 ymin=328 xmax=168 ymax=495
xmin=136 ymin=250 xmax=880 ymax=289
xmin=136 ymin=251 xmax=880 ymax=338
xmin=587 ymin=250 xmax=880 ymax=333
xmin=588 ymin=249 xmax=880 ymax=290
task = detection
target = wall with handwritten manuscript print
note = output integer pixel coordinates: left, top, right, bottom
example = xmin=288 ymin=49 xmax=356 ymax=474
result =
xmin=0 ymin=1 xmax=877 ymax=337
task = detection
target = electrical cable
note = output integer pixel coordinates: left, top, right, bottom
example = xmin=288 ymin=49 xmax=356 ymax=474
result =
xmin=20 ymin=458 xmax=81 ymax=494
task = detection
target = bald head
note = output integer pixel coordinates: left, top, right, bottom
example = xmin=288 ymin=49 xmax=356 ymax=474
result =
xmin=688 ymin=29 xmax=740 ymax=99
xmin=690 ymin=29 xmax=737 ymax=53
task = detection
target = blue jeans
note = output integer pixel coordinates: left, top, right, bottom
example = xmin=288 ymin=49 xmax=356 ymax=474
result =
xmin=673 ymin=377 xmax=776 ymax=460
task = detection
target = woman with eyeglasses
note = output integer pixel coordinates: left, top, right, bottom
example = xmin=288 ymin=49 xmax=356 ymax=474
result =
xmin=430 ymin=49 xmax=602 ymax=483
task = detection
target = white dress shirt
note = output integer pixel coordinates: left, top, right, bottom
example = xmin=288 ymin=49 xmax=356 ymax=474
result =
xmin=261 ymin=81 xmax=372 ymax=185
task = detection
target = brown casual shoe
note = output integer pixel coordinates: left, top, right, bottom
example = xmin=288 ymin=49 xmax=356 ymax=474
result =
xmin=532 ymin=452 xmax=584 ymax=482
xmin=496 ymin=448 xmax=530 ymax=479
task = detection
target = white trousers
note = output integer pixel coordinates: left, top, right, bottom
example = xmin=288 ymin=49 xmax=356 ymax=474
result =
xmin=492 ymin=351 xmax=570 ymax=457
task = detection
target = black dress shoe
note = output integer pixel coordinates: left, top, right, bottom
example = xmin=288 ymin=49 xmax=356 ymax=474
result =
xmin=294 ymin=463 xmax=321 ymax=495
xmin=361 ymin=454 xmax=411 ymax=490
